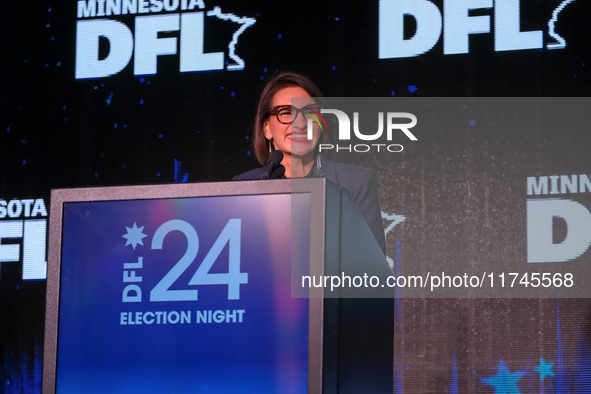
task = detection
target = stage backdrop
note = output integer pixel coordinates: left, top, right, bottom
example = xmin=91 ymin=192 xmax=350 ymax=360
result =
xmin=1 ymin=0 xmax=591 ymax=392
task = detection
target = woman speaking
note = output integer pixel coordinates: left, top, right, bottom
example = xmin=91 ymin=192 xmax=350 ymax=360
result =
xmin=234 ymin=72 xmax=387 ymax=255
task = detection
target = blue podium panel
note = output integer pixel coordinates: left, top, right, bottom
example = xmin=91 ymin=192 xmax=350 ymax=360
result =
xmin=52 ymin=190 xmax=311 ymax=393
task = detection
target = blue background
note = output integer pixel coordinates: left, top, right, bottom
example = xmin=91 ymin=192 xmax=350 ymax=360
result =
xmin=57 ymin=194 xmax=309 ymax=393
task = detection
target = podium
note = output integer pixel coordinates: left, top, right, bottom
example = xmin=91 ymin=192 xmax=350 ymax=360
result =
xmin=43 ymin=178 xmax=394 ymax=393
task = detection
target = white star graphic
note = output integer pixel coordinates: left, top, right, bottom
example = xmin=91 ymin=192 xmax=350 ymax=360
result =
xmin=122 ymin=223 xmax=148 ymax=250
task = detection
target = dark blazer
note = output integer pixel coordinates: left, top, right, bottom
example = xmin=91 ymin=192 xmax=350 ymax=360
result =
xmin=233 ymin=159 xmax=387 ymax=255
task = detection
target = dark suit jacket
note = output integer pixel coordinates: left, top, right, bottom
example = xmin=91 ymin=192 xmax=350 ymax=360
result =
xmin=233 ymin=159 xmax=387 ymax=255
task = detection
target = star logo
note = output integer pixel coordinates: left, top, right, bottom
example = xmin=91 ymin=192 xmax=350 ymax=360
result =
xmin=122 ymin=223 xmax=148 ymax=250
xmin=481 ymin=359 xmax=525 ymax=394
xmin=534 ymin=358 xmax=554 ymax=381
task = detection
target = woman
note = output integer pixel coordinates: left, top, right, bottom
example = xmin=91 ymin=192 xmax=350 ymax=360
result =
xmin=234 ymin=72 xmax=387 ymax=255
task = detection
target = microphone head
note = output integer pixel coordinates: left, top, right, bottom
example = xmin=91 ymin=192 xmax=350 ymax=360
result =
xmin=268 ymin=150 xmax=284 ymax=165
xmin=271 ymin=164 xmax=285 ymax=179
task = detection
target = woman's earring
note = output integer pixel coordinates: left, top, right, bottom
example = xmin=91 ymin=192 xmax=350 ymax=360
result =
xmin=268 ymin=139 xmax=274 ymax=153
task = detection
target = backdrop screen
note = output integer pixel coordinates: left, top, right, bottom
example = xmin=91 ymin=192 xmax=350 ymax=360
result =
xmin=1 ymin=0 xmax=591 ymax=392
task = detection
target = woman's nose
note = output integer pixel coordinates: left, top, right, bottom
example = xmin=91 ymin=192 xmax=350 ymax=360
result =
xmin=292 ymin=109 xmax=308 ymax=129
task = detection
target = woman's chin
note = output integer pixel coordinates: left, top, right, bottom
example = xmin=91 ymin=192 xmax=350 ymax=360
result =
xmin=280 ymin=138 xmax=316 ymax=157
xmin=291 ymin=147 xmax=315 ymax=157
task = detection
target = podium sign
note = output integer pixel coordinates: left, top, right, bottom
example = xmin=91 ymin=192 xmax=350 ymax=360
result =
xmin=44 ymin=181 xmax=323 ymax=393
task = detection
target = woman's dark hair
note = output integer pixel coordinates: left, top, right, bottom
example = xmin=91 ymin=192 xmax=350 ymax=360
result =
xmin=253 ymin=72 xmax=323 ymax=165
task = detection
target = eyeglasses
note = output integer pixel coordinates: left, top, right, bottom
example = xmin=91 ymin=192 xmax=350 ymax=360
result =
xmin=267 ymin=105 xmax=322 ymax=125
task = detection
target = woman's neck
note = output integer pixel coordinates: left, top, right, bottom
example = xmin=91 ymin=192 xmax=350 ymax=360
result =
xmin=281 ymin=152 xmax=315 ymax=178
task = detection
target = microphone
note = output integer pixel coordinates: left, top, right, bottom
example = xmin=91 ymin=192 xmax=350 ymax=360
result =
xmin=262 ymin=150 xmax=284 ymax=179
